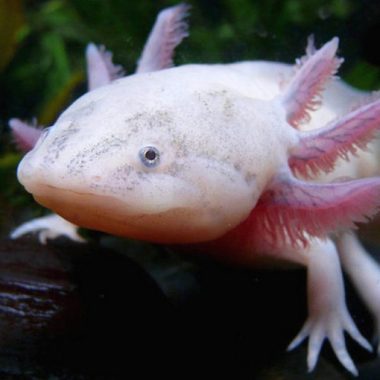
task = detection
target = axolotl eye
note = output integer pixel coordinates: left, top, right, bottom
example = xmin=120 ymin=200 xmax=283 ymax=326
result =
xmin=139 ymin=146 xmax=160 ymax=168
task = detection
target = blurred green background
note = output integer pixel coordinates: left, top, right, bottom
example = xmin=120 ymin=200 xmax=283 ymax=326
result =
xmin=1 ymin=0 xmax=380 ymax=237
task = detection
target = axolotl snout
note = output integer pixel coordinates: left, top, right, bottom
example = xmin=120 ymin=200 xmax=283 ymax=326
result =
xmin=13 ymin=4 xmax=380 ymax=376
xmin=18 ymin=64 xmax=296 ymax=244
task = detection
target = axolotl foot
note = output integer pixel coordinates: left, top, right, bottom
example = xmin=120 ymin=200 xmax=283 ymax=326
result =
xmin=287 ymin=300 xmax=371 ymax=375
xmin=10 ymin=214 xmax=85 ymax=244
xmin=280 ymin=238 xmax=372 ymax=375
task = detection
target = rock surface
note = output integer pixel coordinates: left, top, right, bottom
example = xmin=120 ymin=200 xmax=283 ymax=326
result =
xmin=0 ymin=236 xmax=378 ymax=379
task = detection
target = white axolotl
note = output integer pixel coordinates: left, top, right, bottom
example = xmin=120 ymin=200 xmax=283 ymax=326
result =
xmin=10 ymin=3 xmax=380 ymax=376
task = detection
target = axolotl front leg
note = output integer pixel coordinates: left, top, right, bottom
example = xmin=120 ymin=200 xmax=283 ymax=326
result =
xmin=208 ymin=215 xmax=373 ymax=375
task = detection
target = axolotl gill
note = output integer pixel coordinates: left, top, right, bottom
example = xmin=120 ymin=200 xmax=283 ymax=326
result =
xmin=11 ymin=3 xmax=380 ymax=376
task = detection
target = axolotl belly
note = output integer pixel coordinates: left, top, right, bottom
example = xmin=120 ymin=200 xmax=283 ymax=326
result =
xmin=13 ymin=5 xmax=380 ymax=377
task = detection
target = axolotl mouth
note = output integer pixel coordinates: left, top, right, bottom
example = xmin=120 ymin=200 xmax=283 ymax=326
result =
xmin=17 ymin=139 xmax=233 ymax=244
xmin=17 ymin=137 xmax=255 ymax=245
xmin=23 ymin=183 xmax=225 ymax=244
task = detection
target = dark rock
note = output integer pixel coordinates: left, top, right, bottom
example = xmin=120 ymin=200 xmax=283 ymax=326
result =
xmin=0 ymin=237 xmax=172 ymax=378
xmin=0 ymin=237 xmax=376 ymax=379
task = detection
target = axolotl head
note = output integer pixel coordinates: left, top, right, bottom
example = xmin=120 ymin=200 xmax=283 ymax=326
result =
xmin=17 ymin=65 xmax=295 ymax=243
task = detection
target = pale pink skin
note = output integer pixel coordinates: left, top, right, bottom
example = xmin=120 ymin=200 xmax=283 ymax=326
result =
xmin=10 ymin=4 xmax=380 ymax=376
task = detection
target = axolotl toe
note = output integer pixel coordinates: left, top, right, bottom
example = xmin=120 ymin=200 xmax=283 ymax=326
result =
xmin=13 ymin=5 xmax=380 ymax=377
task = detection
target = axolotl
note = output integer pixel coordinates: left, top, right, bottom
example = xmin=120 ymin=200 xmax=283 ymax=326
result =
xmin=12 ymin=3 xmax=380 ymax=376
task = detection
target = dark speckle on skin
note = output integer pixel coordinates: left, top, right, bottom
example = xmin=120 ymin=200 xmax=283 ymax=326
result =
xmin=44 ymin=101 xmax=98 ymax=164
xmin=124 ymin=110 xmax=174 ymax=137
xmin=245 ymin=172 xmax=257 ymax=185
xmin=223 ymin=96 xmax=234 ymax=118
xmin=66 ymin=135 xmax=127 ymax=176
xmin=194 ymin=89 xmax=235 ymax=120
xmin=124 ymin=109 xmax=190 ymax=157
xmin=45 ymin=123 xmax=80 ymax=163
xmin=167 ymin=162 xmax=184 ymax=176
xmin=114 ymin=165 xmax=133 ymax=178
xmin=89 ymin=165 xmax=141 ymax=194
xmin=234 ymin=163 xmax=256 ymax=185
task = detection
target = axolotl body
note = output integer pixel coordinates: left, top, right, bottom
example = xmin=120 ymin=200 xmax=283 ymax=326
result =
xmin=12 ymin=4 xmax=380 ymax=376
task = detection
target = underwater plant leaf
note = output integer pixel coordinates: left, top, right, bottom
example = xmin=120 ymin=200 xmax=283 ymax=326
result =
xmin=39 ymin=70 xmax=84 ymax=125
xmin=0 ymin=0 xmax=26 ymax=71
